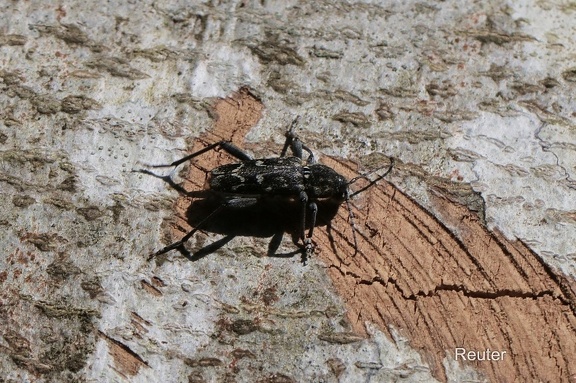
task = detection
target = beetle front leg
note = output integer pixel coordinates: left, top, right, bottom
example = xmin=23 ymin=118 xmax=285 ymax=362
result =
xmin=280 ymin=118 xmax=315 ymax=164
xmin=280 ymin=117 xmax=300 ymax=157
xmin=306 ymin=202 xmax=318 ymax=239
xmin=297 ymin=190 xmax=309 ymax=245
xmin=297 ymin=190 xmax=317 ymax=256
xmin=304 ymin=201 xmax=318 ymax=256
xmin=289 ymin=138 xmax=316 ymax=164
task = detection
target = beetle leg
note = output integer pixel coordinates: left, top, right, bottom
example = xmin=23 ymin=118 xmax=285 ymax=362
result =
xmin=280 ymin=117 xmax=300 ymax=157
xmin=279 ymin=117 xmax=316 ymax=163
xmin=149 ymin=141 xmax=253 ymax=169
xmin=297 ymin=191 xmax=317 ymax=259
xmin=289 ymin=137 xmax=316 ymax=164
xmin=298 ymin=190 xmax=309 ymax=245
xmin=302 ymin=143 xmax=316 ymax=164
xmin=280 ymin=137 xmax=292 ymax=158
xmin=304 ymin=201 xmax=318 ymax=256
xmin=290 ymin=137 xmax=303 ymax=159
xmin=306 ymin=202 xmax=318 ymax=239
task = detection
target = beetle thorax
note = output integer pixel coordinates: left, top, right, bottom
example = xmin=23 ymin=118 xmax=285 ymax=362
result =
xmin=303 ymin=164 xmax=348 ymax=200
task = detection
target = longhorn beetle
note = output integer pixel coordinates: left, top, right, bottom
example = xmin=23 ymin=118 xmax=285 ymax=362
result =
xmin=141 ymin=118 xmax=393 ymax=261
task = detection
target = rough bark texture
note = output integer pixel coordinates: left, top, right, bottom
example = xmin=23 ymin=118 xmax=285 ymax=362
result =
xmin=1 ymin=1 xmax=576 ymax=383
xmin=317 ymin=157 xmax=576 ymax=382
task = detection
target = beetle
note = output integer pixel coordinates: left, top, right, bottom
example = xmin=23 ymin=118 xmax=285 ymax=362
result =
xmin=140 ymin=118 xmax=393 ymax=261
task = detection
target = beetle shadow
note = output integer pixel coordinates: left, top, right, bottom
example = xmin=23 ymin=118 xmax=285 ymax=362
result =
xmin=183 ymin=194 xmax=341 ymax=262
xmin=136 ymin=168 xmax=341 ymax=262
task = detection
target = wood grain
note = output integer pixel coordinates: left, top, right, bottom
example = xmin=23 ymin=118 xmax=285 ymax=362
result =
xmin=167 ymin=88 xmax=576 ymax=382
xmin=317 ymin=156 xmax=576 ymax=383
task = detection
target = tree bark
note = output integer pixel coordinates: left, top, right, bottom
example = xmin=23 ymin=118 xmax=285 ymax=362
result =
xmin=1 ymin=1 xmax=576 ymax=382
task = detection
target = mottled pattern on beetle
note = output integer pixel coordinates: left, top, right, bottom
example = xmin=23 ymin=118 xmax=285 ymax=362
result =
xmin=305 ymin=164 xmax=348 ymax=198
xmin=209 ymin=157 xmax=348 ymax=199
xmin=210 ymin=157 xmax=305 ymax=195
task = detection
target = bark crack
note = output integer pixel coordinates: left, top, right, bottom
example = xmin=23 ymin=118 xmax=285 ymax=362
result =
xmin=329 ymin=264 xmax=570 ymax=304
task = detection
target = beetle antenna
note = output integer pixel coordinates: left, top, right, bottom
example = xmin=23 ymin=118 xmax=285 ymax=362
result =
xmin=345 ymin=158 xmax=394 ymax=256
xmin=349 ymin=158 xmax=394 ymax=198
xmin=344 ymin=191 xmax=360 ymax=256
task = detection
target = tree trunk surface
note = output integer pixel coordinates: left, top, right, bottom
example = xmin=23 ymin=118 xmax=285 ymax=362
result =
xmin=1 ymin=1 xmax=576 ymax=382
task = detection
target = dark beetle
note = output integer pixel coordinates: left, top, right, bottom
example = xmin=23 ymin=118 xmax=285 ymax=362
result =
xmin=210 ymin=157 xmax=348 ymax=199
xmin=140 ymin=118 xmax=392 ymax=261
